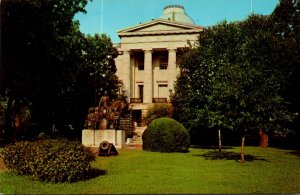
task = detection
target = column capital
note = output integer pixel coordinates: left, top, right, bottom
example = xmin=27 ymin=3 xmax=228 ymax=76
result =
xmin=167 ymin=48 xmax=177 ymax=52
xmin=144 ymin=49 xmax=153 ymax=53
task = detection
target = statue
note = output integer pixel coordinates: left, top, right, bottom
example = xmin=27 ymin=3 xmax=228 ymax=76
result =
xmin=84 ymin=92 xmax=127 ymax=130
xmin=99 ymin=91 xmax=110 ymax=110
xmin=84 ymin=107 xmax=101 ymax=129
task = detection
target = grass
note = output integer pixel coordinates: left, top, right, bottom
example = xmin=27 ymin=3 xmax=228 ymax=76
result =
xmin=1 ymin=146 xmax=300 ymax=194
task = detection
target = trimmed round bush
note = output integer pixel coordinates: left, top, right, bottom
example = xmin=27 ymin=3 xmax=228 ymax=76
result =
xmin=0 ymin=138 xmax=96 ymax=183
xmin=142 ymin=117 xmax=190 ymax=152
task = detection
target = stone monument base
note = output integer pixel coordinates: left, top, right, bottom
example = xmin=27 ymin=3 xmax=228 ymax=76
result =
xmin=82 ymin=129 xmax=125 ymax=149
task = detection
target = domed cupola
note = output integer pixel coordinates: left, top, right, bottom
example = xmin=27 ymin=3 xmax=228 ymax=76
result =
xmin=159 ymin=5 xmax=195 ymax=25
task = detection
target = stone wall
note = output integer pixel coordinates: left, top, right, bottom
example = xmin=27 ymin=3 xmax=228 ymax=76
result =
xmin=82 ymin=129 xmax=125 ymax=149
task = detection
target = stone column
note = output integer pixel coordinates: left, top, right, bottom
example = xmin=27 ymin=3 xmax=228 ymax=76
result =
xmin=123 ymin=50 xmax=131 ymax=98
xmin=144 ymin=50 xmax=153 ymax=103
xmin=168 ymin=48 xmax=177 ymax=92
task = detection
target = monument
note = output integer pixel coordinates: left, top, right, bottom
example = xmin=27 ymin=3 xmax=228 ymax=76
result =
xmin=82 ymin=92 xmax=128 ymax=148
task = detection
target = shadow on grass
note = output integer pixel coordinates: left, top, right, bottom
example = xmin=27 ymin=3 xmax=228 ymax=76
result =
xmin=86 ymin=168 xmax=107 ymax=180
xmin=287 ymin=151 xmax=300 ymax=158
xmin=194 ymin=151 xmax=270 ymax=162
xmin=191 ymin=145 xmax=233 ymax=150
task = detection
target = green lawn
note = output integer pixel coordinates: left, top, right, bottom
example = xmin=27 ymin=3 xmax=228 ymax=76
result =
xmin=1 ymin=146 xmax=300 ymax=194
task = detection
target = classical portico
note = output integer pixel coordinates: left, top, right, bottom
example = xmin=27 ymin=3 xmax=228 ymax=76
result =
xmin=114 ymin=5 xmax=203 ymax=124
xmin=118 ymin=47 xmax=181 ymax=103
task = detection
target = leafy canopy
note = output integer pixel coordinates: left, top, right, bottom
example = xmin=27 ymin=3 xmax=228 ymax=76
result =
xmin=0 ymin=0 xmax=118 ymax=142
xmin=173 ymin=14 xmax=297 ymax=139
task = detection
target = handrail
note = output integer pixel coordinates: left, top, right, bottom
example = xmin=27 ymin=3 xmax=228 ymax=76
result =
xmin=130 ymin=98 xmax=143 ymax=103
xmin=152 ymin=98 xmax=167 ymax=103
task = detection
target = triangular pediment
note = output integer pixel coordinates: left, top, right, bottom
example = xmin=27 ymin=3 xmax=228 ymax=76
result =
xmin=135 ymin=23 xmax=189 ymax=32
xmin=117 ymin=19 xmax=203 ymax=37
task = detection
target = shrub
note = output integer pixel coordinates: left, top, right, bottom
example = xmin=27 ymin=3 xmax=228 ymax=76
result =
xmin=145 ymin=103 xmax=172 ymax=125
xmin=0 ymin=138 xmax=96 ymax=183
xmin=142 ymin=117 xmax=190 ymax=152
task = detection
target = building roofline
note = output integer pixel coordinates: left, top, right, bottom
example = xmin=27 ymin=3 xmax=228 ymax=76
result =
xmin=117 ymin=18 xmax=204 ymax=36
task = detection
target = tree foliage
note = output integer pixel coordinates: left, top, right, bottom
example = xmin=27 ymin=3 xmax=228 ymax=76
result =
xmin=71 ymin=34 xmax=118 ymax=134
xmin=82 ymin=34 xmax=118 ymax=99
xmin=173 ymin=14 xmax=297 ymax=146
xmin=271 ymin=0 xmax=300 ymax=125
xmin=272 ymin=0 xmax=300 ymax=38
xmin=0 ymin=0 xmax=118 ymax=143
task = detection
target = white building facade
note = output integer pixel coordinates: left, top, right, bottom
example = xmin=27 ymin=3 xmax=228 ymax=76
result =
xmin=114 ymin=5 xmax=203 ymax=125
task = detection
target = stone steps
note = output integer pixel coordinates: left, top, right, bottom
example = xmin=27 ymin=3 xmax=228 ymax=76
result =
xmin=134 ymin=126 xmax=147 ymax=135
xmin=132 ymin=139 xmax=142 ymax=144
xmin=125 ymin=139 xmax=143 ymax=149
xmin=124 ymin=126 xmax=146 ymax=149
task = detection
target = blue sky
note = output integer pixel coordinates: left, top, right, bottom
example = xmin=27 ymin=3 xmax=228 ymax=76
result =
xmin=75 ymin=0 xmax=279 ymax=43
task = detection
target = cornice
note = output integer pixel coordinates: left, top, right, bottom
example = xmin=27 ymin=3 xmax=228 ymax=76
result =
xmin=117 ymin=19 xmax=204 ymax=36
xmin=118 ymin=29 xmax=203 ymax=37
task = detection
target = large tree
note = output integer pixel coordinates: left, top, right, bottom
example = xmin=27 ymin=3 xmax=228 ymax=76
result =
xmin=173 ymin=14 xmax=296 ymax=160
xmin=1 ymin=0 xmax=89 ymax=142
xmin=272 ymin=0 xmax=300 ymax=145
xmin=0 ymin=0 xmax=118 ymax=142
xmin=272 ymin=0 xmax=300 ymax=103
xmin=70 ymin=33 xmax=118 ymax=134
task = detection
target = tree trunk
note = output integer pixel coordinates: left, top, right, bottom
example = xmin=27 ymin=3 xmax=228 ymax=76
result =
xmin=241 ymin=135 xmax=245 ymax=163
xmin=218 ymin=129 xmax=222 ymax=152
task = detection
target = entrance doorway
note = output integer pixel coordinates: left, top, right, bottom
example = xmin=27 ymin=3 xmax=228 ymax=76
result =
xmin=132 ymin=110 xmax=142 ymax=127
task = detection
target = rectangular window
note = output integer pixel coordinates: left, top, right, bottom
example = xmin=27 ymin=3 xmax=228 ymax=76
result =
xmin=159 ymin=52 xmax=168 ymax=70
xmin=159 ymin=59 xmax=168 ymax=69
xmin=138 ymin=59 xmax=144 ymax=70
xmin=136 ymin=52 xmax=144 ymax=70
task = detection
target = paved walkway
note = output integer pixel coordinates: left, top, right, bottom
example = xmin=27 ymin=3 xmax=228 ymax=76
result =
xmin=123 ymin=143 xmax=142 ymax=150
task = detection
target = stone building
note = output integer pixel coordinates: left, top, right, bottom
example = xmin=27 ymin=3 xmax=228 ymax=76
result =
xmin=114 ymin=5 xmax=203 ymax=126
